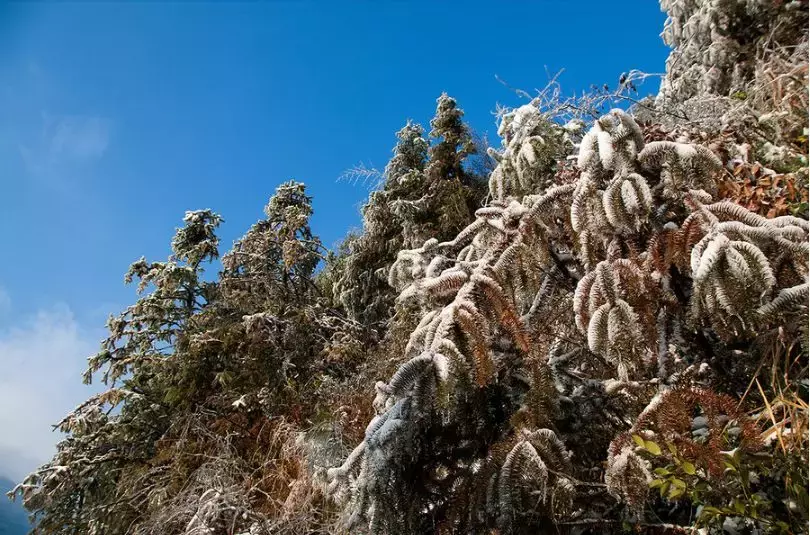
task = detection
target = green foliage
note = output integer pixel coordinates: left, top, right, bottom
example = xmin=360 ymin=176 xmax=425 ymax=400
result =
xmin=637 ymin=418 xmax=807 ymax=534
xmin=335 ymin=97 xmax=487 ymax=326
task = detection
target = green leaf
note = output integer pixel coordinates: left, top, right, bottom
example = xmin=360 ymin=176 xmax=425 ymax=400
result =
xmin=654 ymin=467 xmax=670 ymax=476
xmin=699 ymin=506 xmax=722 ymax=517
xmin=632 ymin=434 xmax=646 ymax=448
xmin=671 ymin=478 xmax=686 ymax=490
xmin=164 ymin=387 xmax=181 ymax=404
xmin=681 ymin=462 xmax=696 ymax=475
xmin=658 ymin=481 xmax=671 ymax=498
xmin=644 ymin=440 xmax=662 ymax=455
xmin=649 ymin=479 xmax=666 ymax=489
xmin=666 ymin=442 xmax=678 ymax=456
xmin=734 ymin=500 xmax=745 ymax=514
xmin=668 ymin=486 xmax=685 ymax=500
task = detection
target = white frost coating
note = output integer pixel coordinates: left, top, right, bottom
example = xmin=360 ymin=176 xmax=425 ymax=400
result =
xmin=432 ymin=353 xmax=450 ymax=382
xmin=621 ymin=180 xmax=639 ymax=214
xmin=694 ymin=234 xmax=729 ymax=282
xmin=577 ymin=132 xmax=598 ymax=170
xmin=597 ymin=130 xmax=615 ymax=169
xmin=587 ymin=302 xmax=611 ymax=354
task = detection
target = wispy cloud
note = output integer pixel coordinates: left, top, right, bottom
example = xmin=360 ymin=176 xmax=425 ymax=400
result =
xmin=47 ymin=115 xmax=111 ymax=162
xmin=18 ymin=112 xmax=112 ymax=180
xmin=0 ymin=303 xmax=97 ymax=481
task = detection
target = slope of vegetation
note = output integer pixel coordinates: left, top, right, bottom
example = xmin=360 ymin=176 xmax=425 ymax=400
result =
xmin=9 ymin=1 xmax=808 ymax=534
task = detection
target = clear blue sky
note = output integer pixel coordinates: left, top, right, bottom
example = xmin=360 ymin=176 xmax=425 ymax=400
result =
xmin=0 ymin=1 xmax=669 ymax=480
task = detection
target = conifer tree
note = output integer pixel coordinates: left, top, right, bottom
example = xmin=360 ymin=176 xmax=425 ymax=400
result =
xmin=425 ymin=93 xmax=477 ymax=185
xmin=420 ymin=93 xmax=488 ymax=245
xmin=335 ymin=96 xmax=488 ymax=325
xmin=10 ymin=210 xmax=224 ymax=534
xmin=335 ymin=122 xmax=428 ymax=325
xmin=11 ymin=183 xmax=345 ymax=535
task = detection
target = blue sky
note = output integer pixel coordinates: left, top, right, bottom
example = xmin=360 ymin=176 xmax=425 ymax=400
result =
xmin=0 ymin=1 xmax=669 ymax=481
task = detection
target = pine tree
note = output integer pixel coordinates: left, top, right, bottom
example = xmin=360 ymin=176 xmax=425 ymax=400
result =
xmin=334 ymin=122 xmax=428 ymax=325
xmin=334 ymin=96 xmax=489 ymax=325
xmin=425 ymin=93 xmax=477 ymax=185
xmin=420 ymin=93 xmax=488 ymax=245
xmin=11 ymin=183 xmax=346 ymax=535
xmin=10 ymin=210 xmax=224 ymax=534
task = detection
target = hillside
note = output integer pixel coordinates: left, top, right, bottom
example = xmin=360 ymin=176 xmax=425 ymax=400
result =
xmin=8 ymin=1 xmax=809 ymax=534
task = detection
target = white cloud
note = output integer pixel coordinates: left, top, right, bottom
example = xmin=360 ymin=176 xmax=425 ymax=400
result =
xmin=0 ymin=304 xmax=97 ymax=481
xmin=18 ymin=112 xmax=112 ymax=179
xmin=47 ymin=114 xmax=110 ymax=161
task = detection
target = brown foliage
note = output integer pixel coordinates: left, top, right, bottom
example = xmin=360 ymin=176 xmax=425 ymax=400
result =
xmin=613 ymin=388 xmax=763 ymax=478
xmin=718 ymin=160 xmax=808 ymax=217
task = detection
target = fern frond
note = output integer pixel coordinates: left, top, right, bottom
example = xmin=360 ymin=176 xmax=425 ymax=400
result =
xmin=456 ymin=307 xmax=494 ymax=386
xmin=388 ymin=353 xmax=435 ymax=396
xmin=587 ymin=302 xmax=611 ymax=354
xmin=574 ymin=271 xmax=597 ymax=332
xmin=758 ymin=282 xmax=809 ymax=317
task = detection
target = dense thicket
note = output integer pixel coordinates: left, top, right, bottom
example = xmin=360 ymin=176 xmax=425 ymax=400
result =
xmin=10 ymin=1 xmax=808 ymax=534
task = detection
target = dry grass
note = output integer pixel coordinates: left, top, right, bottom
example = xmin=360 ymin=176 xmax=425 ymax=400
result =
xmin=121 ymin=412 xmax=344 ymax=535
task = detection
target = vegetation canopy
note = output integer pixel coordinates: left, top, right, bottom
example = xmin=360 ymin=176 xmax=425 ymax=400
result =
xmin=9 ymin=1 xmax=809 ymax=534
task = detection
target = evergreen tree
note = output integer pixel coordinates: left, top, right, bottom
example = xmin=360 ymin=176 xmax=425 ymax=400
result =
xmin=334 ymin=121 xmax=428 ymax=325
xmin=418 ymin=93 xmax=488 ymax=246
xmin=11 ymin=210 xmax=224 ymax=534
xmin=334 ymin=96 xmax=488 ymax=325
xmin=425 ymin=93 xmax=477 ymax=185
xmin=11 ymin=183 xmax=346 ymax=534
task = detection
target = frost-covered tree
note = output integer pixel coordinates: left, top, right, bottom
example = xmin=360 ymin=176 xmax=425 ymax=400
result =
xmin=9 ymin=210 xmax=224 ymax=534
xmin=658 ymin=0 xmax=808 ymax=107
xmin=334 ymin=122 xmax=429 ymax=325
xmin=10 ymin=183 xmax=352 ymax=535
xmin=219 ymin=180 xmax=324 ymax=316
xmin=425 ymin=93 xmax=477 ymax=185
xmin=654 ymin=0 xmax=809 ymax=171
xmin=334 ymin=96 xmax=488 ymax=326
xmin=417 ymin=93 xmax=488 ymax=246
xmin=330 ymin=98 xmax=808 ymax=533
